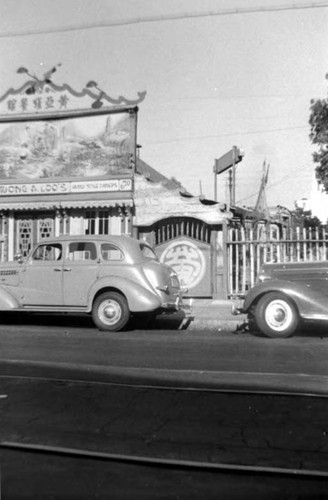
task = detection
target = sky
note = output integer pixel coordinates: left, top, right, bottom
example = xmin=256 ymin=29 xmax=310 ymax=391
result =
xmin=0 ymin=0 xmax=327 ymax=210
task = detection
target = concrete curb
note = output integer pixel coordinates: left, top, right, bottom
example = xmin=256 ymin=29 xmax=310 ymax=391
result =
xmin=187 ymin=318 xmax=247 ymax=332
xmin=186 ymin=299 xmax=247 ymax=331
xmin=153 ymin=314 xmax=247 ymax=332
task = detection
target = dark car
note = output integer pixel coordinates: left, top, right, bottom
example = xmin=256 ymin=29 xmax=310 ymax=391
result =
xmin=234 ymin=260 xmax=328 ymax=338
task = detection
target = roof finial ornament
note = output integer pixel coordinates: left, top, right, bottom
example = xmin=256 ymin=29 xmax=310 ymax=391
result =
xmin=17 ymin=63 xmax=62 ymax=94
xmin=85 ymin=80 xmax=105 ymax=109
xmin=85 ymin=80 xmax=146 ymax=108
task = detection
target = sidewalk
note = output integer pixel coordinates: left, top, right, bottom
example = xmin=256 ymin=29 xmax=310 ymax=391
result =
xmin=158 ymin=298 xmax=248 ymax=332
xmin=188 ymin=298 xmax=247 ymax=331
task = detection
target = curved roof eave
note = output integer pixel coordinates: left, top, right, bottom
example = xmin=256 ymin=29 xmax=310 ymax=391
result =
xmin=133 ymin=210 xmax=231 ymax=227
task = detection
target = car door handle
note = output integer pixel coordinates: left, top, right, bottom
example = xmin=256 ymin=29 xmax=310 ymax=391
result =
xmin=63 ymin=267 xmax=71 ymax=272
xmin=54 ymin=268 xmax=62 ymax=272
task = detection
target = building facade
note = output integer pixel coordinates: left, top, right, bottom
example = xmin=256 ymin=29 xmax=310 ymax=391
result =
xmin=0 ymin=75 xmax=146 ymax=260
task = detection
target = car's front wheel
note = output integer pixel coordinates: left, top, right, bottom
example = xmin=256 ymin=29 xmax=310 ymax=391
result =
xmin=254 ymin=292 xmax=299 ymax=338
xmin=92 ymin=292 xmax=130 ymax=331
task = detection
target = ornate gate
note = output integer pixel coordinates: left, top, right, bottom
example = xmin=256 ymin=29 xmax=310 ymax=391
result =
xmin=153 ymin=217 xmax=212 ymax=297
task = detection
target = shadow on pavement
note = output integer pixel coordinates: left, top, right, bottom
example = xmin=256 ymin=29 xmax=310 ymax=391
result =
xmin=0 ymin=310 xmax=190 ymax=331
xmin=0 ymin=311 xmax=95 ymax=329
xmin=132 ymin=311 xmax=191 ymax=331
xmin=246 ymin=320 xmax=328 ymax=340
xmin=295 ymin=321 xmax=328 ymax=339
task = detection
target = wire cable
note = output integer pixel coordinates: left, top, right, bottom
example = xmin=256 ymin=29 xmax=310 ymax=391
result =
xmin=146 ymin=125 xmax=308 ymax=146
xmin=0 ymin=1 xmax=328 ymax=38
xmin=236 ymin=164 xmax=314 ymax=204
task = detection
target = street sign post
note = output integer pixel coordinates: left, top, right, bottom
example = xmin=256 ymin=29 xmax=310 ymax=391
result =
xmin=213 ymin=146 xmax=244 ymax=204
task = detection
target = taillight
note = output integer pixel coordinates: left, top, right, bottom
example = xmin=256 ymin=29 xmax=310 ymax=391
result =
xmin=170 ymin=273 xmax=180 ymax=288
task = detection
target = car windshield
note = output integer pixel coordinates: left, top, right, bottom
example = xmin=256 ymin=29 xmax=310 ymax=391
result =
xmin=139 ymin=243 xmax=158 ymax=261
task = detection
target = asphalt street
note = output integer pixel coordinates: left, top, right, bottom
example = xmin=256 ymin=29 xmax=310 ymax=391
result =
xmin=0 ymin=312 xmax=328 ymax=378
xmin=0 ymin=316 xmax=328 ymax=498
xmin=1 ymin=374 xmax=328 ymax=468
xmin=1 ymin=374 xmax=328 ymax=499
xmin=3 ymin=447 xmax=328 ymax=500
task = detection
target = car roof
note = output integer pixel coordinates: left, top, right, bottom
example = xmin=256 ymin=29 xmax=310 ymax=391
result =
xmin=34 ymin=234 xmax=152 ymax=250
xmin=38 ymin=235 xmax=134 ymax=243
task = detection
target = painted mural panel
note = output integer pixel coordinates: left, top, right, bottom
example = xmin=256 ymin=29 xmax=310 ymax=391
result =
xmin=157 ymin=236 xmax=212 ymax=297
xmin=0 ymin=111 xmax=134 ymax=181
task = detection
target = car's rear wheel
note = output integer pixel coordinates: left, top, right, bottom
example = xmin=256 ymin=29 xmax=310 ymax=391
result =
xmin=254 ymin=292 xmax=299 ymax=338
xmin=92 ymin=292 xmax=130 ymax=331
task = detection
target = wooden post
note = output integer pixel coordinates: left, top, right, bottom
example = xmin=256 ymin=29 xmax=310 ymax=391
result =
xmin=222 ymin=220 xmax=229 ymax=299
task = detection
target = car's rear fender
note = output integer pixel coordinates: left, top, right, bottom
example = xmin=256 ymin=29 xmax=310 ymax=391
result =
xmin=88 ymin=276 xmax=162 ymax=313
xmin=0 ymin=286 xmax=20 ymax=310
xmin=243 ymin=279 xmax=328 ymax=318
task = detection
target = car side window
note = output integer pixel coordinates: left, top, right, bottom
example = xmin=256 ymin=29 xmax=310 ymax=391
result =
xmin=67 ymin=242 xmax=97 ymax=261
xmin=32 ymin=244 xmax=62 ymax=262
xmin=101 ymin=243 xmax=124 ymax=261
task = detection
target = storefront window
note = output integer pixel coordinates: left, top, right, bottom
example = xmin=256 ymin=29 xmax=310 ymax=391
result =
xmin=99 ymin=211 xmax=109 ymax=235
xmin=85 ymin=210 xmax=110 ymax=235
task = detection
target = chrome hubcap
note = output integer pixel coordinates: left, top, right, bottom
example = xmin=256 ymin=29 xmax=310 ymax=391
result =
xmin=265 ymin=300 xmax=293 ymax=332
xmin=98 ymin=299 xmax=122 ymax=326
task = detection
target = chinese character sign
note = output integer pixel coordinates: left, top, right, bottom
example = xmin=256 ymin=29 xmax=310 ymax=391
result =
xmin=5 ymin=93 xmax=69 ymax=114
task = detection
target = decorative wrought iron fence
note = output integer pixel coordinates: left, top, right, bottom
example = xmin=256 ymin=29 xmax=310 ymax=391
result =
xmin=226 ymin=223 xmax=328 ymax=298
xmin=154 ymin=217 xmax=211 ymax=245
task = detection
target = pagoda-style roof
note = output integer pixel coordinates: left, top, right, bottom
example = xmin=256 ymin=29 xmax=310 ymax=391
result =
xmin=134 ymin=159 xmax=232 ymax=226
xmin=136 ymin=158 xmax=188 ymax=191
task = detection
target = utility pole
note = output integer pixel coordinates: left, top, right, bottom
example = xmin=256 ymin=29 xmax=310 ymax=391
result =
xmin=214 ymin=168 xmax=217 ymax=201
xmin=231 ymin=145 xmax=237 ymax=206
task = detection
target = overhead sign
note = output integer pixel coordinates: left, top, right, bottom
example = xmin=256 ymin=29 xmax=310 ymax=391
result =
xmin=0 ymin=80 xmax=146 ymax=118
xmin=0 ymin=108 xmax=137 ymax=180
xmin=214 ymin=146 xmax=244 ymax=175
xmin=0 ymin=69 xmax=146 ymax=198
xmin=0 ymin=178 xmax=132 ymax=196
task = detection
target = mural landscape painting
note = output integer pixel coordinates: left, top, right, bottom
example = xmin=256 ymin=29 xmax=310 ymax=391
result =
xmin=0 ymin=111 xmax=133 ymax=180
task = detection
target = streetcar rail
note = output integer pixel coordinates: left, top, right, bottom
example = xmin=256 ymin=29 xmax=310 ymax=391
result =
xmin=1 ymin=440 xmax=328 ymax=479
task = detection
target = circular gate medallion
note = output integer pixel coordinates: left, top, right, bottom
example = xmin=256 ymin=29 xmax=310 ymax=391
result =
xmin=160 ymin=240 xmax=206 ymax=290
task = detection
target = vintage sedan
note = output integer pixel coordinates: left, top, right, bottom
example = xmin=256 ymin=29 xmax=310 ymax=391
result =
xmin=234 ymin=260 xmax=328 ymax=338
xmin=0 ymin=235 xmax=187 ymax=331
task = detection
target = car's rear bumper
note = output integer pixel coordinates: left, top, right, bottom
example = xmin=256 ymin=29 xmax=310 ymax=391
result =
xmin=160 ymin=297 xmax=194 ymax=317
xmin=179 ymin=297 xmax=193 ymax=317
